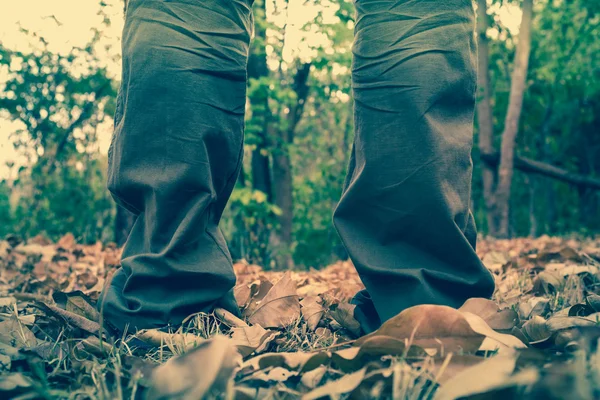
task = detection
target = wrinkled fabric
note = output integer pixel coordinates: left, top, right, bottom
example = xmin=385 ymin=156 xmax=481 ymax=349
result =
xmin=102 ymin=0 xmax=254 ymax=331
xmin=333 ymin=0 xmax=495 ymax=327
xmin=102 ymin=0 xmax=495 ymax=333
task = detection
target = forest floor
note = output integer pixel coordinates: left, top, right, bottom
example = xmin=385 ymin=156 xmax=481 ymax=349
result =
xmin=1 ymin=234 xmax=600 ymax=399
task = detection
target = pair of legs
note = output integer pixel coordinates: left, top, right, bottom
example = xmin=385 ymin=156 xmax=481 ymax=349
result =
xmin=102 ymin=0 xmax=494 ymax=333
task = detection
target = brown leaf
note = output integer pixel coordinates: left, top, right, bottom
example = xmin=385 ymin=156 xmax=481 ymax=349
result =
xmin=303 ymin=368 xmax=367 ymax=400
xmin=0 ymin=319 xmax=37 ymax=349
xmin=518 ymin=297 xmax=549 ymax=319
xmin=300 ymin=296 xmax=324 ymax=331
xmin=461 ymin=312 xmax=527 ymax=350
xmin=52 ymin=291 xmax=100 ymax=322
xmin=533 ymin=271 xmax=563 ymax=295
xmin=36 ymin=303 xmax=101 ymax=335
xmin=459 ymin=298 xmax=519 ymax=331
xmin=234 ymin=284 xmax=252 ymax=310
xmin=300 ymin=366 xmax=328 ymax=389
xmin=522 ymin=316 xmax=552 ymax=343
xmin=231 ymin=325 xmax=277 ymax=357
xmin=57 ymin=233 xmax=76 ymax=250
xmin=546 ymin=316 xmax=596 ymax=332
xmin=329 ymin=302 xmax=361 ymax=337
xmin=434 ymin=354 xmax=537 ymax=400
xmin=429 ymin=354 xmax=487 ymax=385
xmin=356 ymin=305 xmax=485 ymax=354
xmin=242 ymin=350 xmax=329 ymax=374
xmin=246 ymin=272 xmax=301 ymax=328
xmin=241 ymin=277 xmax=273 ymax=316
xmin=147 ymin=336 xmax=241 ymax=400
xmin=586 ymin=293 xmax=600 ymax=312
xmin=334 ymin=335 xmax=426 ymax=372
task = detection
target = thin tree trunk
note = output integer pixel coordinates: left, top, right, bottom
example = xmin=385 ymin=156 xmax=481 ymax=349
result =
xmin=272 ymin=63 xmax=311 ymax=268
xmin=248 ymin=0 xmax=273 ymax=200
xmin=493 ymin=0 xmax=534 ymax=238
xmin=476 ymin=0 xmax=498 ymax=235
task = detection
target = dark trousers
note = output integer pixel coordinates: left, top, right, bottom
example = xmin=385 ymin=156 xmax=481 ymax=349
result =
xmin=102 ymin=0 xmax=495 ymax=332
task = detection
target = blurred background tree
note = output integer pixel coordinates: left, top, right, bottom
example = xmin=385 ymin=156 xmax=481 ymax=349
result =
xmin=0 ymin=0 xmax=599 ymax=268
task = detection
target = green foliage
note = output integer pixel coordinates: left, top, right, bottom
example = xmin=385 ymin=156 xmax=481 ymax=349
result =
xmin=0 ymin=12 xmax=117 ymax=243
xmin=0 ymin=0 xmax=599 ymax=264
xmin=222 ymin=188 xmax=281 ymax=267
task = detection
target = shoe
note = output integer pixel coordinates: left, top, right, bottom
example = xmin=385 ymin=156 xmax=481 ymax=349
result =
xmin=350 ymin=289 xmax=382 ymax=335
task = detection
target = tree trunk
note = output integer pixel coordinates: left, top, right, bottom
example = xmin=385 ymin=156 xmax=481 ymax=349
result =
xmin=476 ymin=0 xmax=499 ymax=235
xmin=248 ymin=0 xmax=273 ymax=200
xmin=271 ymin=63 xmax=311 ymax=268
xmin=492 ymin=0 xmax=534 ymax=238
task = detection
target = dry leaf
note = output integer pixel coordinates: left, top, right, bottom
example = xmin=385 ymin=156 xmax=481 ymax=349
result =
xmin=0 ymin=319 xmax=37 ymax=349
xmin=231 ymin=325 xmax=276 ymax=357
xmin=241 ymin=277 xmax=274 ymax=317
xmin=434 ymin=354 xmax=538 ymax=400
xmin=461 ymin=312 xmax=527 ymax=350
xmin=57 ymin=233 xmax=76 ymax=250
xmin=329 ymin=302 xmax=361 ymax=337
xmin=246 ymin=272 xmax=301 ymax=328
xmin=302 ymin=368 xmax=366 ymax=400
xmin=522 ymin=316 xmax=552 ymax=343
xmin=459 ymin=298 xmax=519 ymax=331
xmin=356 ymin=305 xmax=485 ymax=354
xmin=53 ymin=291 xmax=100 ymax=322
xmin=36 ymin=303 xmax=101 ymax=335
xmin=147 ymin=336 xmax=241 ymax=400
xmin=300 ymin=296 xmax=324 ymax=331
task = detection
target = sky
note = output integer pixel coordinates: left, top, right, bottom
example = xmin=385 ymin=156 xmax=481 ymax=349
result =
xmin=0 ymin=0 xmax=522 ymax=179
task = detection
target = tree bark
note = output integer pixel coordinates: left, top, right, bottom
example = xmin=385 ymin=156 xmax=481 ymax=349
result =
xmin=492 ymin=0 xmax=534 ymax=238
xmin=476 ymin=0 xmax=499 ymax=235
xmin=248 ymin=0 xmax=273 ymax=200
xmin=272 ymin=63 xmax=311 ymax=268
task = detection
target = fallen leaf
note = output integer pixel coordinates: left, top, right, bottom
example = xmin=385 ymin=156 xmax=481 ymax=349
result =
xmin=546 ymin=316 xmax=596 ymax=332
xmin=300 ymin=366 xmax=328 ymax=389
xmin=482 ymin=251 xmax=509 ymax=271
xmin=459 ymin=298 xmax=519 ymax=331
xmin=434 ymin=354 xmax=538 ymax=400
xmin=231 ymin=324 xmax=276 ymax=357
xmin=329 ymin=302 xmax=361 ymax=337
xmin=0 ymin=319 xmax=37 ymax=349
xmin=461 ymin=312 xmax=527 ymax=350
xmin=52 ymin=291 xmax=100 ymax=322
xmin=147 ymin=336 xmax=241 ymax=400
xmin=36 ymin=303 xmax=101 ymax=335
xmin=356 ymin=305 xmax=485 ymax=354
xmin=241 ymin=277 xmax=274 ymax=316
xmin=533 ymin=271 xmax=564 ymax=295
xmin=518 ymin=297 xmax=549 ymax=319
xmin=522 ymin=316 xmax=552 ymax=343
xmin=302 ymin=368 xmax=366 ymax=400
xmin=57 ymin=233 xmax=76 ymax=250
xmin=246 ymin=272 xmax=301 ymax=328
xmin=301 ymin=296 xmax=324 ymax=331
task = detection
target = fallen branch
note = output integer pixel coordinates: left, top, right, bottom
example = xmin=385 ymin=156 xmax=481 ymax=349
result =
xmin=480 ymin=153 xmax=600 ymax=190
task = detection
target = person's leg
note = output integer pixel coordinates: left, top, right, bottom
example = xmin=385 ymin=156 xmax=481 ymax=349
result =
xmin=102 ymin=0 xmax=254 ymax=332
xmin=334 ymin=0 xmax=495 ymax=333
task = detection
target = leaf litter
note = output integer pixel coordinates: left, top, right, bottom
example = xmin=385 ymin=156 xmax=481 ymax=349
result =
xmin=1 ymin=234 xmax=600 ymax=398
